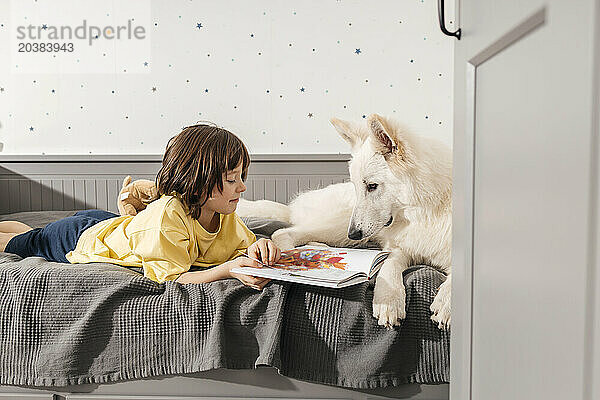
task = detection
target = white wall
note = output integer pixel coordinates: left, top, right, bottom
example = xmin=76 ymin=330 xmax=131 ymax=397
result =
xmin=0 ymin=0 xmax=455 ymax=155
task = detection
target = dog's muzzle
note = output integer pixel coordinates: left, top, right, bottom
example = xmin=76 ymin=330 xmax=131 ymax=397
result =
xmin=348 ymin=228 xmax=363 ymax=240
xmin=384 ymin=216 xmax=393 ymax=227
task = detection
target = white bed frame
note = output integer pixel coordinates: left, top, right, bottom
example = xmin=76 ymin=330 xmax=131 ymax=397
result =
xmin=0 ymin=155 xmax=450 ymax=400
xmin=0 ymin=368 xmax=449 ymax=399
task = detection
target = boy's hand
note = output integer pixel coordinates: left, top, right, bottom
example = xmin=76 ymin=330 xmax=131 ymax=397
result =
xmin=226 ymin=256 xmax=271 ymax=290
xmin=247 ymin=238 xmax=281 ymax=266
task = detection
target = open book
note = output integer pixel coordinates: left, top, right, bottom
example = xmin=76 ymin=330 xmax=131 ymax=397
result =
xmin=231 ymin=245 xmax=390 ymax=288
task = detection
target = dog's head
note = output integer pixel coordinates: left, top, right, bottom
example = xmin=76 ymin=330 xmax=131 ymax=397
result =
xmin=331 ymin=114 xmax=451 ymax=241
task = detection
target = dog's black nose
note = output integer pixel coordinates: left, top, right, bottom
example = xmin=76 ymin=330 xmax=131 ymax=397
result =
xmin=348 ymin=229 xmax=363 ymax=240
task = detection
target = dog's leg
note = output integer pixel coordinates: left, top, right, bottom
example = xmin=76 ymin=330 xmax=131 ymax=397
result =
xmin=236 ymin=198 xmax=291 ymax=222
xmin=271 ymin=226 xmax=316 ymax=250
xmin=430 ymin=273 xmax=451 ymax=330
xmin=271 ymin=223 xmax=373 ymax=250
xmin=373 ymin=251 xmax=410 ymax=328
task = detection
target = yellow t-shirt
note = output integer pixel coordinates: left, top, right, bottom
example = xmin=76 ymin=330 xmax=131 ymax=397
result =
xmin=65 ymin=195 xmax=256 ymax=283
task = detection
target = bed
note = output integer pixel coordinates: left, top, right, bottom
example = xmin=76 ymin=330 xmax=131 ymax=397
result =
xmin=0 ymin=210 xmax=450 ymax=400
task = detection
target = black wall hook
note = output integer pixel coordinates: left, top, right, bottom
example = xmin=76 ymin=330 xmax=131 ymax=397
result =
xmin=438 ymin=0 xmax=461 ymax=40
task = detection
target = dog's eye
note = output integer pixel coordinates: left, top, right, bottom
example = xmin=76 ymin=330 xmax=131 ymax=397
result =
xmin=366 ymin=183 xmax=378 ymax=192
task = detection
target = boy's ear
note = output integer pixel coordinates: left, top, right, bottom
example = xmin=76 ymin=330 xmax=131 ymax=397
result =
xmin=330 ymin=118 xmax=365 ymax=148
xmin=367 ymin=114 xmax=405 ymax=158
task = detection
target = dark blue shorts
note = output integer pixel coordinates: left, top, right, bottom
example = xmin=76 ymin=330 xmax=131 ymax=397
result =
xmin=5 ymin=209 xmax=119 ymax=263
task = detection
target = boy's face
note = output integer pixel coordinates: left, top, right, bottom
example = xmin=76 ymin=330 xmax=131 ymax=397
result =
xmin=204 ymin=162 xmax=246 ymax=215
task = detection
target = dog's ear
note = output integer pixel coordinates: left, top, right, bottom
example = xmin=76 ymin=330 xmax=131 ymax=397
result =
xmin=367 ymin=114 xmax=403 ymax=157
xmin=330 ymin=118 xmax=362 ymax=148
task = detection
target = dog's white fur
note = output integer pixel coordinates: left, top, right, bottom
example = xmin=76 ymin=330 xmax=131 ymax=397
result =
xmin=238 ymin=114 xmax=452 ymax=329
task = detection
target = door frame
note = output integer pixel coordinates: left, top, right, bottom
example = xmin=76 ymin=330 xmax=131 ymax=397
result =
xmin=450 ymin=7 xmax=548 ymax=400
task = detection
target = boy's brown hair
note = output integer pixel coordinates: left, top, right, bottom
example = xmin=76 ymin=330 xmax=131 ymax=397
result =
xmin=156 ymin=123 xmax=250 ymax=219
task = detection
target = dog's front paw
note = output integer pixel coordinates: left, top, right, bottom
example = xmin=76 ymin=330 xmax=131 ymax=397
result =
xmin=373 ymin=283 xmax=406 ymax=329
xmin=430 ymin=280 xmax=451 ymax=330
xmin=271 ymin=229 xmax=295 ymax=250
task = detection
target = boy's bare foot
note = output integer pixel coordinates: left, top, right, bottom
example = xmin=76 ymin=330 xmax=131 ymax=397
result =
xmin=0 ymin=221 xmax=33 ymax=234
xmin=0 ymin=232 xmax=20 ymax=252
xmin=0 ymin=221 xmax=33 ymax=252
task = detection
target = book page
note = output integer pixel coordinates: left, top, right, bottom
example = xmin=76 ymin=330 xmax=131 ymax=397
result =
xmin=268 ymin=245 xmax=382 ymax=275
xmin=231 ymin=245 xmax=387 ymax=287
xmin=229 ymin=266 xmax=366 ymax=288
xmin=232 ymin=265 xmax=360 ymax=283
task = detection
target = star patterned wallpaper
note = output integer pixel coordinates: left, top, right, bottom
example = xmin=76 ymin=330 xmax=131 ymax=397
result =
xmin=0 ymin=0 xmax=455 ymax=155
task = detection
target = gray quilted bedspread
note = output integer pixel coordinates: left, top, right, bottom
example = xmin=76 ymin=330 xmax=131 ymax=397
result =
xmin=0 ymin=211 xmax=450 ymax=388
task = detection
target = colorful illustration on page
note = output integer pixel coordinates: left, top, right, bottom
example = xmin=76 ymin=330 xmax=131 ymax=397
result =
xmin=271 ymin=248 xmax=349 ymax=272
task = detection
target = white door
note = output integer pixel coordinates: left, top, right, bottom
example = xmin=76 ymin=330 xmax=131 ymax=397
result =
xmin=451 ymin=0 xmax=599 ymax=399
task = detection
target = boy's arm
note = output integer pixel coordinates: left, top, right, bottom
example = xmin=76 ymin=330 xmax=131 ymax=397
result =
xmin=227 ymin=214 xmax=258 ymax=260
xmin=175 ymin=263 xmax=230 ymax=284
xmin=175 ymin=257 xmax=269 ymax=290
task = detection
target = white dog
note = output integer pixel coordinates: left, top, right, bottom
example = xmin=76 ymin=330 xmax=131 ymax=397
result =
xmin=237 ymin=114 xmax=452 ymax=329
